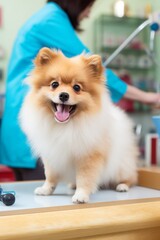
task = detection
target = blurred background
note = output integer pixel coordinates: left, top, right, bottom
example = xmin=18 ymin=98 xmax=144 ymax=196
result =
xmin=0 ymin=0 xmax=160 ymax=180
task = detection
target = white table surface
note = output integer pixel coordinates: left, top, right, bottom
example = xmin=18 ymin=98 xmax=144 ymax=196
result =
xmin=0 ymin=181 xmax=160 ymax=212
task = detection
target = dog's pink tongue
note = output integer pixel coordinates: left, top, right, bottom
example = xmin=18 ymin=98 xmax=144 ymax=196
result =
xmin=55 ymin=104 xmax=70 ymax=122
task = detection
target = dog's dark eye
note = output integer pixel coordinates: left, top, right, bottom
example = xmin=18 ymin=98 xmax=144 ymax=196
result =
xmin=73 ymin=84 xmax=81 ymax=92
xmin=51 ymin=81 xmax=59 ymax=89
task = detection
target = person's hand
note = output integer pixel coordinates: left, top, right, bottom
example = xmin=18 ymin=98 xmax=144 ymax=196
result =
xmin=124 ymin=85 xmax=160 ymax=108
xmin=144 ymin=92 xmax=160 ymax=108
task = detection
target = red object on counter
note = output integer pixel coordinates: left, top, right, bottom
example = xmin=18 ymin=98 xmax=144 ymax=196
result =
xmin=0 ymin=165 xmax=15 ymax=182
xmin=151 ymin=137 xmax=157 ymax=165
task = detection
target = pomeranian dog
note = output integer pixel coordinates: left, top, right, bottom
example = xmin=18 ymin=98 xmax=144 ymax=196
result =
xmin=19 ymin=47 xmax=138 ymax=203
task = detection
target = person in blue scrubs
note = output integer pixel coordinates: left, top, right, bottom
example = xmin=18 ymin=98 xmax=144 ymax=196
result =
xmin=0 ymin=0 xmax=160 ymax=180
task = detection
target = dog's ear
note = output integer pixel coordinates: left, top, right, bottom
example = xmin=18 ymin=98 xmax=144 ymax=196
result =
xmin=34 ymin=47 xmax=58 ymax=66
xmin=83 ymin=54 xmax=104 ymax=76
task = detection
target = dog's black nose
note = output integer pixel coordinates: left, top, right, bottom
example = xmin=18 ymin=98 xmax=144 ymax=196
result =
xmin=59 ymin=92 xmax=69 ymax=102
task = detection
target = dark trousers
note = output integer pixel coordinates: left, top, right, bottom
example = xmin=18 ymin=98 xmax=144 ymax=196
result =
xmin=12 ymin=159 xmax=45 ymax=181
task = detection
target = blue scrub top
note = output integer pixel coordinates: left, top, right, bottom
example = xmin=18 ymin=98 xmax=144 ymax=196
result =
xmin=0 ymin=2 xmax=127 ymax=168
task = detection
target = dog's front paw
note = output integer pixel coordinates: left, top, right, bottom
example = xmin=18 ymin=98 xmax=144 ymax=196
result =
xmin=116 ymin=183 xmax=129 ymax=192
xmin=72 ymin=189 xmax=89 ymax=204
xmin=34 ymin=186 xmax=54 ymax=195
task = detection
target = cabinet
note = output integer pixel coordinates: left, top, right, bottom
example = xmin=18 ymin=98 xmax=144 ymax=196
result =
xmin=93 ymin=15 xmax=157 ymax=158
xmin=94 ymin=15 xmax=156 ymax=113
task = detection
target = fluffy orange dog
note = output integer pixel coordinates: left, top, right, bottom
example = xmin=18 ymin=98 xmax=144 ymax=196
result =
xmin=20 ymin=48 xmax=138 ymax=203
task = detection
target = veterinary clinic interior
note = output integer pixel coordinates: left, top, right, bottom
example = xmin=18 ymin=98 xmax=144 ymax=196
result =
xmin=0 ymin=0 xmax=160 ymax=239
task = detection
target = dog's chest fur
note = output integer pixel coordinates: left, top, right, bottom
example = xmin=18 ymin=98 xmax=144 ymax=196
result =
xmin=21 ymin=103 xmax=108 ymax=178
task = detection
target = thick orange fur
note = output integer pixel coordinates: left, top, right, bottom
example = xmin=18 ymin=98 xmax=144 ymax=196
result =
xmin=20 ymin=48 xmax=138 ymax=203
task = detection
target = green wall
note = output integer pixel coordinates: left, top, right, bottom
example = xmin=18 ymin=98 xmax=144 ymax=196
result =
xmin=0 ymin=0 xmax=160 ymax=91
xmin=0 ymin=0 xmax=45 ymax=91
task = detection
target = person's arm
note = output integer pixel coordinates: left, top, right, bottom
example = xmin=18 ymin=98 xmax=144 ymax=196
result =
xmin=124 ymin=85 xmax=160 ymax=105
xmin=38 ymin=14 xmax=128 ymax=103
xmin=39 ymin=18 xmax=160 ymax=106
xmin=105 ymin=69 xmax=127 ymax=103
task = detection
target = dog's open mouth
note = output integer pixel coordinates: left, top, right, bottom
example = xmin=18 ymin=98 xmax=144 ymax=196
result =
xmin=51 ymin=102 xmax=77 ymax=123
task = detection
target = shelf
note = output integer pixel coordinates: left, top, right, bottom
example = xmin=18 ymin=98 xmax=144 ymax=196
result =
xmin=101 ymin=46 xmax=146 ymax=54
xmin=108 ymin=65 xmax=154 ymax=71
xmin=97 ymin=15 xmax=148 ymax=25
xmin=93 ymin=14 xmax=157 ymax=143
